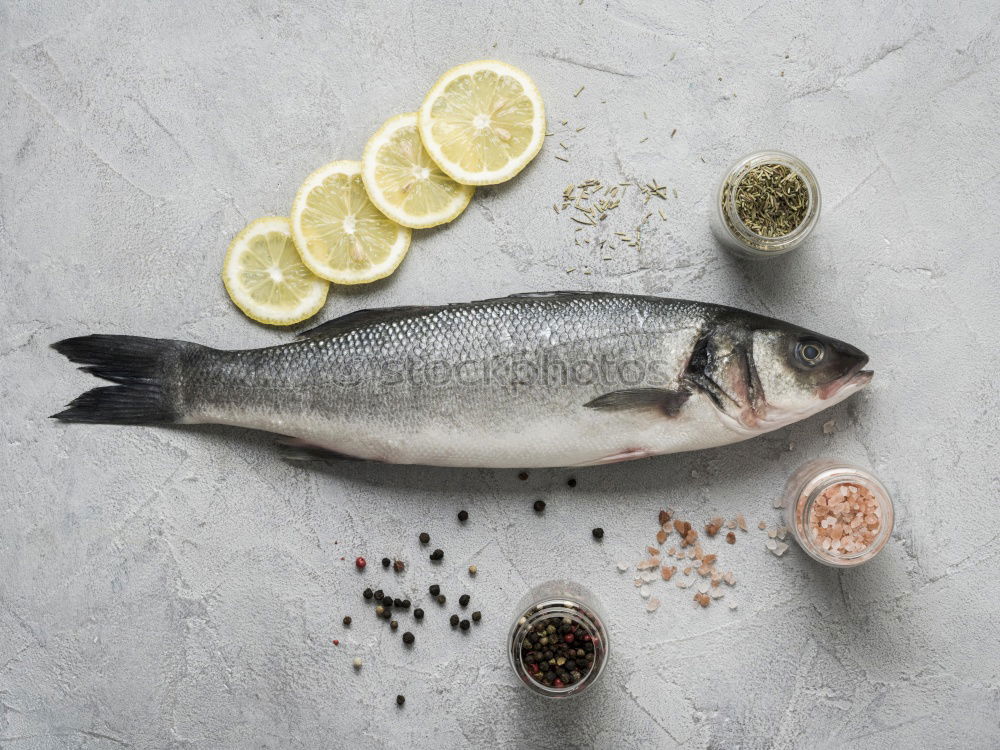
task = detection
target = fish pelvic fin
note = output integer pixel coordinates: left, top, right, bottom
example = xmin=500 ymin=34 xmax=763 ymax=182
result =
xmin=51 ymin=335 xmax=193 ymax=424
xmin=583 ymin=387 xmax=691 ymax=417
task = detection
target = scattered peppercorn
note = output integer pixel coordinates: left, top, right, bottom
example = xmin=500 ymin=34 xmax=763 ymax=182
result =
xmin=457 ymin=510 xmax=469 ymax=522
xmin=518 ymin=471 xmax=529 ymax=481
xmin=450 ymin=614 xmax=459 ymax=627
xmin=342 ymin=616 xmax=352 ymax=627
xmin=533 ymin=499 xmax=546 ymax=513
xmin=374 ymin=589 xmax=384 ymax=601
xmin=391 ymin=598 xmax=401 ymax=607
xmin=393 ymin=559 xmax=405 ymax=573
xmin=375 ymin=605 xmax=385 ymax=617
xmin=401 ymin=599 xmax=411 ymax=609
xmin=460 ymin=619 xmax=470 ymax=631
xmin=381 ymin=557 xmax=391 ymax=568
xmin=355 ymin=557 xmax=366 ymax=570
xmin=390 ymin=620 xmax=399 ymax=631
xmin=471 ymin=611 xmax=482 ymax=622
xmin=468 ymin=565 xmax=477 ymax=576
xmin=413 ymin=608 xmax=424 ymax=620
xmin=363 ymin=588 xmax=374 ymax=600
xmin=396 ymin=694 xmax=405 ymax=706
xmin=459 ymin=594 xmax=470 ymax=607
xmin=726 ymin=531 xmax=736 ymax=545
xmin=436 ymin=594 xmax=446 ymax=605
xmin=567 ymin=478 xmax=577 ymax=487
xmin=419 ymin=532 xmax=430 ymax=544
xmin=353 ymin=657 xmax=363 ymax=669
xmin=592 ymin=527 xmax=604 ymax=540
xmin=402 ymin=631 xmax=415 ymax=645
xmin=381 ymin=608 xmax=392 ymax=620
xmin=429 ymin=584 xmax=440 ymax=596
xmin=430 ymin=549 xmax=444 ymax=561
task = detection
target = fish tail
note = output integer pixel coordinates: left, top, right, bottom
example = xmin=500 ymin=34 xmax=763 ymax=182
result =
xmin=50 ymin=335 xmax=194 ymax=424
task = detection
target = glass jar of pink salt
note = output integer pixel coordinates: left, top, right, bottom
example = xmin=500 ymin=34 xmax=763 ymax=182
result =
xmin=781 ymin=459 xmax=894 ymax=567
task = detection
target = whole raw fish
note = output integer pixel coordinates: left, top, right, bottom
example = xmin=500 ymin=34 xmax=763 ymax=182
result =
xmin=52 ymin=292 xmax=872 ymax=467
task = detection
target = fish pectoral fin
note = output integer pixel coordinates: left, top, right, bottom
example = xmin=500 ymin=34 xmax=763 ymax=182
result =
xmin=583 ymin=387 xmax=691 ymax=417
xmin=276 ymin=438 xmax=368 ymax=462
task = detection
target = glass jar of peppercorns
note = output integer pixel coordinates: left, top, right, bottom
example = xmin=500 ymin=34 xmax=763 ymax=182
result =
xmin=507 ymin=581 xmax=609 ymax=698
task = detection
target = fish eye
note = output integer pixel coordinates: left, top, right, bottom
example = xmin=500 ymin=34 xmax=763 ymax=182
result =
xmin=795 ymin=340 xmax=825 ymax=366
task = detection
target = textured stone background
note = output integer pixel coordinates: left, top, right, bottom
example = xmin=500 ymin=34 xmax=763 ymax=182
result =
xmin=2 ymin=0 xmax=999 ymax=748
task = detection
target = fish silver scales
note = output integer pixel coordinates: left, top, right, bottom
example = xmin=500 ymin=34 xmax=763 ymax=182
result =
xmin=51 ymin=292 xmax=873 ymax=467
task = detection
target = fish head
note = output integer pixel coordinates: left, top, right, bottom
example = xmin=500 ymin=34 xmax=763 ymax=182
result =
xmin=690 ymin=313 xmax=873 ymax=432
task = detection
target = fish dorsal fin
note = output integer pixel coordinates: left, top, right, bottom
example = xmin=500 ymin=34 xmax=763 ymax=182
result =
xmin=297 ymin=292 xmax=614 ymax=339
xmin=296 ymin=305 xmax=439 ymax=339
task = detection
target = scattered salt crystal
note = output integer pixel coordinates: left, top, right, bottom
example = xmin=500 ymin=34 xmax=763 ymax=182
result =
xmin=723 ymin=571 xmax=736 ymax=586
xmin=767 ymin=528 xmax=777 ymax=538
xmin=646 ymin=597 xmax=661 ymax=613
xmin=758 ymin=520 xmax=767 ymax=530
xmin=710 ymin=588 xmax=725 ymax=599
xmin=728 ymin=602 xmax=738 ymax=610
xmin=777 ymin=526 xmax=788 ymax=540
xmin=697 ymin=582 xmax=709 ymax=594
xmin=676 ymin=580 xmax=690 ymax=589
xmin=788 ymin=441 xmax=795 ymax=451
xmin=636 ymin=558 xmax=660 ymax=570
xmin=772 ymin=496 xmax=783 ymax=509
xmin=641 ymin=571 xmax=657 ymax=583
xmin=639 ymin=584 xmax=651 ymax=599
xmin=765 ymin=539 xmax=778 ymax=551
xmin=617 ymin=561 xmax=629 ymax=572
xmin=736 ymin=514 xmax=747 ymax=532
xmin=822 ymin=419 xmax=836 ymax=434
xmin=774 ymin=542 xmax=789 ymax=557
xmin=634 ymin=578 xmax=644 ymax=587
xmin=726 ymin=519 xmax=737 ymax=529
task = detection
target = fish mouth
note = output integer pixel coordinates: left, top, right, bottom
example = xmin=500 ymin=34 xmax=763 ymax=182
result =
xmin=819 ymin=364 xmax=874 ymax=400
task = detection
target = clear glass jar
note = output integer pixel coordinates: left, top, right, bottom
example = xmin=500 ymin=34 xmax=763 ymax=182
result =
xmin=712 ymin=150 xmax=821 ymax=259
xmin=781 ymin=459 xmax=893 ymax=567
xmin=507 ymin=580 xmax=609 ymax=698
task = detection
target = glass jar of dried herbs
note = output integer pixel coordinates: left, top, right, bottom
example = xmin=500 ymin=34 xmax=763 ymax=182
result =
xmin=507 ymin=581 xmax=609 ymax=698
xmin=713 ymin=150 xmax=821 ymax=258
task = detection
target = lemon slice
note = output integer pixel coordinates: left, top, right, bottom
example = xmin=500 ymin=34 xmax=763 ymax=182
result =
xmin=361 ymin=112 xmax=474 ymax=228
xmin=290 ymin=160 xmax=412 ymax=284
xmin=222 ymin=216 xmax=329 ymax=325
xmin=418 ymin=60 xmax=545 ymax=186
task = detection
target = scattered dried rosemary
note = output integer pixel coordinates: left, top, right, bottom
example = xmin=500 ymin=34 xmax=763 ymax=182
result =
xmin=727 ymin=163 xmax=808 ymax=238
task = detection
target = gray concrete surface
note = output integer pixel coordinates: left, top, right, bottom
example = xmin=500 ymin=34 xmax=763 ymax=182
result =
xmin=3 ymin=1 xmax=999 ymax=747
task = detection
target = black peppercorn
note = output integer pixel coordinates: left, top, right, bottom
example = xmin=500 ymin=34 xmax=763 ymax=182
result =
xmin=460 ymin=619 xmax=470 ymax=630
xmin=393 ymin=559 xmax=405 ymax=573
xmin=518 ymin=471 xmax=529 ymax=481
xmin=567 ymin=478 xmax=577 ymax=487
xmin=393 ymin=598 xmax=404 ymax=608
xmin=381 ymin=557 xmax=391 ymax=568
xmin=401 ymin=599 xmax=411 ymax=609
xmin=450 ymin=614 xmax=459 ymax=627
xmin=390 ymin=620 xmax=399 ymax=631
xmin=413 ymin=608 xmax=424 ymax=620
xmin=430 ymin=549 xmax=444 ymax=561
xmin=342 ymin=616 xmax=352 ymax=626
xmin=429 ymin=584 xmax=440 ymax=596
xmin=374 ymin=589 xmax=384 ymax=601
xmin=592 ymin=527 xmax=604 ymax=540
xmin=533 ymin=499 xmax=546 ymax=513
xmin=457 ymin=510 xmax=468 ymax=522
xmin=471 ymin=611 xmax=481 ymax=622
xmin=402 ymin=631 xmax=415 ymax=645
xmin=363 ymin=588 xmax=373 ymax=600
xmin=419 ymin=532 xmax=430 ymax=544
xmin=459 ymin=594 xmax=470 ymax=607
xmin=396 ymin=694 xmax=405 ymax=706
xmin=436 ymin=594 xmax=446 ymax=605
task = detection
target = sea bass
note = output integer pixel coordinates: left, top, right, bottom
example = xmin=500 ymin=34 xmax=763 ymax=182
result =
xmin=52 ymin=292 xmax=872 ymax=467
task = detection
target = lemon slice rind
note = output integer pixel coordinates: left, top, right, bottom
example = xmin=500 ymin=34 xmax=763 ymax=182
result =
xmin=222 ymin=216 xmax=329 ymax=326
xmin=362 ymin=112 xmax=474 ymax=228
xmin=290 ymin=160 xmax=412 ymax=285
xmin=418 ymin=60 xmax=546 ymax=186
